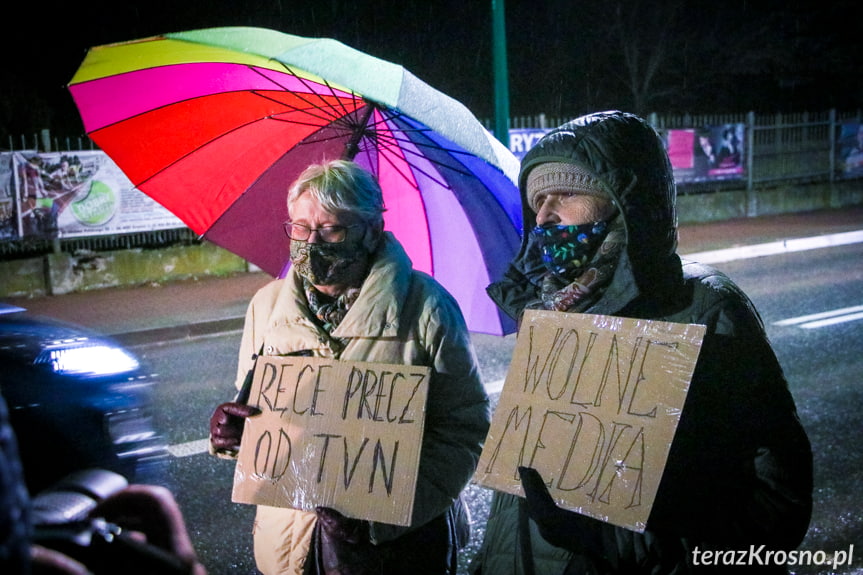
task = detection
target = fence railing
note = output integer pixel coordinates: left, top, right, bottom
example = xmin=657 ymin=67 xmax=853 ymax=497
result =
xmin=3 ymin=108 xmax=862 ymax=260
xmin=5 ymin=130 xmax=96 ymax=156
xmin=485 ymin=108 xmax=863 ymax=191
xmin=0 ymin=228 xmax=201 ymax=259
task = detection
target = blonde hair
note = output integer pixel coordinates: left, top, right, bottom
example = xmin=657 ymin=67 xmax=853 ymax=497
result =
xmin=288 ymin=160 xmax=385 ymax=226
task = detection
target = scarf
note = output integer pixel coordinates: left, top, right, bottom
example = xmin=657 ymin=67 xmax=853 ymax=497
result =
xmin=532 ymin=218 xmax=625 ymax=313
xmin=302 ymin=278 xmax=362 ymax=336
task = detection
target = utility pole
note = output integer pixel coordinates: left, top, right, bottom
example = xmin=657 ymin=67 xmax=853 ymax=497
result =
xmin=492 ymin=0 xmax=510 ymax=148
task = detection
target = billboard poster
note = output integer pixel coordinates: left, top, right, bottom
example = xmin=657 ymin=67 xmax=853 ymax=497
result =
xmin=506 ymin=125 xmax=747 ymax=184
xmin=665 ymin=129 xmax=697 ymax=174
xmin=509 ymin=128 xmax=550 ymax=160
xmin=838 ymin=122 xmax=863 ymax=176
xmin=8 ymin=151 xmax=185 ymax=240
xmin=664 ymin=124 xmax=746 ymax=183
xmin=0 ymin=153 xmax=15 ymax=240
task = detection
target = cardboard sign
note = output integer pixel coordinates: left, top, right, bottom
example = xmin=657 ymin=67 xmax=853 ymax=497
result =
xmin=232 ymin=356 xmax=431 ymax=526
xmin=474 ymin=310 xmax=705 ymax=532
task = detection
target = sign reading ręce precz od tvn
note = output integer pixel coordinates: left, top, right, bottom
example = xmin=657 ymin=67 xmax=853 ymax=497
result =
xmin=232 ymin=356 xmax=430 ymax=527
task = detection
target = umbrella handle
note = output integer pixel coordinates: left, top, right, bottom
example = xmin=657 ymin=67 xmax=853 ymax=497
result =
xmin=235 ymin=344 xmax=265 ymax=405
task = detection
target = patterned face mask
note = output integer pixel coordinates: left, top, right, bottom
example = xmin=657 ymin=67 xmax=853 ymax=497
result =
xmin=532 ymin=221 xmax=610 ymax=279
xmin=290 ymin=236 xmax=371 ymax=288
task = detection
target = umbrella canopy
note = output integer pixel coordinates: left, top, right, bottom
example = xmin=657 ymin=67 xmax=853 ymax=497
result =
xmin=69 ymin=27 xmax=521 ymax=335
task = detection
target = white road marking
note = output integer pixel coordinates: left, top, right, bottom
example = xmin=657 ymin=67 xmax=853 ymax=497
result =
xmin=798 ymin=311 xmax=863 ymax=329
xmin=485 ymin=378 xmax=505 ymax=394
xmin=167 ymin=438 xmax=210 ymax=457
xmin=774 ymin=305 xmax=863 ymax=329
xmin=681 ymin=230 xmax=863 ymax=264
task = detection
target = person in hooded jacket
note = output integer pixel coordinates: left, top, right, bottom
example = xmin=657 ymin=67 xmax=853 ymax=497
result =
xmin=209 ymin=159 xmax=489 ymax=575
xmin=469 ymin=111 xmax=813 ymax=574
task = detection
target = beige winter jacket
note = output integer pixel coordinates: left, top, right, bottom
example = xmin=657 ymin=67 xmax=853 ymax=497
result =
xmin=228 ymin=233 xmax=490 ymax=575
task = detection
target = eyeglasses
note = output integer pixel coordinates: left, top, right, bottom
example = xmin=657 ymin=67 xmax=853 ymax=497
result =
xmin=283 ymin=222 xmax=361 ymax=244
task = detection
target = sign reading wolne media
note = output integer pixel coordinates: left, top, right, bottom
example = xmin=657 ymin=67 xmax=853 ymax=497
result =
xmin=474 ymin=310 xmax=706 ymax=532
xmin=232 ymin=357 xmax=430 ymax=526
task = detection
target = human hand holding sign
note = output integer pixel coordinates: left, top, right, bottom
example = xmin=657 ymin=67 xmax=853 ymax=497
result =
xmin=209 ymin=402 xmax=260 ymax=454
xmin=518 ymin=466 xmax=611 ymax=567
xmin=316 ymin=507 xmax=370 ymax=544
xmin=314 ymin=507 xmax=379 ymax=574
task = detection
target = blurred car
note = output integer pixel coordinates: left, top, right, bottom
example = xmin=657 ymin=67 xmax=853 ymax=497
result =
xmin=0 ymin=303 xmax=167 ymax=494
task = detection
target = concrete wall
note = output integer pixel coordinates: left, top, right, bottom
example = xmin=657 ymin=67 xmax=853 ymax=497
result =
xmin=676 ymin=179 xmax=863 ymax=223
xmin=1 ymin=242 xmax=249 ymax=298
xmin=2 ymin=179 xmax=861 ymax=299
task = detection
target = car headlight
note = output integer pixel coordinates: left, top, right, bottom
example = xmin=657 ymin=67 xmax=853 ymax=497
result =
xmin=37 ymin=344 xmax=140 ymax=376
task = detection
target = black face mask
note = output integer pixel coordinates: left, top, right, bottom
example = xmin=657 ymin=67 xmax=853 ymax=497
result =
xmin=289 ymin=235 xmax=372 ymax=287
xmin=532 ymin=220 xmax=611 ymax=279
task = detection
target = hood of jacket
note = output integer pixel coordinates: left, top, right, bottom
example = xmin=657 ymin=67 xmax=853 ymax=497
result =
xmin=488 ymin=111 xmax=683 ymax=320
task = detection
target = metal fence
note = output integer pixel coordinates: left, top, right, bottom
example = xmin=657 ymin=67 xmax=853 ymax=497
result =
xmin=5 ymin=130 xmax=96 ymax=156
xmin=489 ymin=108 xmax=863 ymax=191
xmin=3 ymin=108 xmax=862 ymax=259
xmin=0 ymin=227 xmax=201 ymax=259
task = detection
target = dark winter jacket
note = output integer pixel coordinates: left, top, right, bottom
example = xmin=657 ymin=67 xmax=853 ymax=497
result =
xmin=472 ymin=111 xmax=813 ymax=574
xmin=0 ymin=393 xmax=31 ymax=573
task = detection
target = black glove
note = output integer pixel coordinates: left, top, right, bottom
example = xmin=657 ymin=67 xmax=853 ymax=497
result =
xmin=518 ymin=466 xmax=610 ymax=562
xmin=315 ymin=507 xmax=370 ymax=544
xmin=314 ymin=507 xmax=380 ymax=574
xmin=209 ymin=402 xmax=259 ymax=453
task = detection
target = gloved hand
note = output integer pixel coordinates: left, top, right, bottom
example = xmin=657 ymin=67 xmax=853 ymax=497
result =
xmin=518 ymin=466 xmax=609 ymax=560
xmin=209 ymin=402 xmax=260 ymax=453
xmin=316 ymin=507 xmax=370 ymax=544
xmin=314 ymin=507 xmax=379 ymax=574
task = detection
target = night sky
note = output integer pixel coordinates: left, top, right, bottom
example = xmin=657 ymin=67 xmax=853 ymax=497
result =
xmin=1 ymin=0 xmax=859 ymax=139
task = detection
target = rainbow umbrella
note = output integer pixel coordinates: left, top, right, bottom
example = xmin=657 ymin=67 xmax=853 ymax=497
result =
xmin=69 ymin=27 xmax=521 ymax=335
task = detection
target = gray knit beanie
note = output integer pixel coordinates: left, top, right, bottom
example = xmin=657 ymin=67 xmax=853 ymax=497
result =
xmin=525 ymin=162 xmax=607 ymax=211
